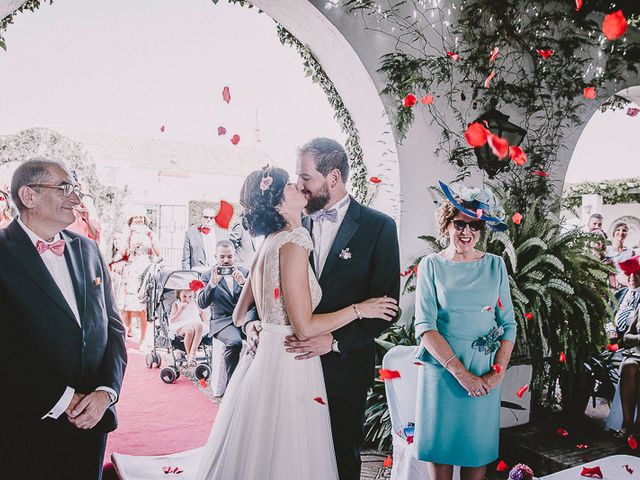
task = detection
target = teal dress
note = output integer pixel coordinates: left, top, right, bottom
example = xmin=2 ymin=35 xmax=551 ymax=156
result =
xmin=413 ymin=253 xmax=517 ymax=467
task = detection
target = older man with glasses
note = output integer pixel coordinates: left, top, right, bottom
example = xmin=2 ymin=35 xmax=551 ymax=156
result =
xmin=182 ymin=207 xmax=229 ymax=270
xmin=0 ymin=158 xmax=126 ymax=479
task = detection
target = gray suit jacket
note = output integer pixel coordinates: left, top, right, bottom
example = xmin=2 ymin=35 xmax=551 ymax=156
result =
xmin=182 ymin=226 xmax=229 ymax=269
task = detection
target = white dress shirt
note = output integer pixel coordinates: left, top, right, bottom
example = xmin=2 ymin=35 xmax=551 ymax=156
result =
xmin=16 ymin=217 xmax=117 ymax=419
xmin=202 ymin=228 xmax=217 ymax=266
xmin=312 ymin=194 xmax=350 ymax=278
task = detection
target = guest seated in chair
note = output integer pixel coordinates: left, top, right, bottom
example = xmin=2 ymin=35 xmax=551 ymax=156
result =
xmin=613 ymin=255 xmax=640 ymax=439
xmin=197 ymin=240 xmax=248 ymax=387
xmin=169 ymin=286 xmax=209 ymax=367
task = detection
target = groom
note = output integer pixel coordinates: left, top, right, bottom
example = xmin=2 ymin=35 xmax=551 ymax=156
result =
xmin=288 ymin=138 xmax=400 ymax=480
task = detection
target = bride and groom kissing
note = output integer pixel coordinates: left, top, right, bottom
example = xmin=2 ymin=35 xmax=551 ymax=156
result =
xmin=195 ymin=137 xmax=400 ymax=480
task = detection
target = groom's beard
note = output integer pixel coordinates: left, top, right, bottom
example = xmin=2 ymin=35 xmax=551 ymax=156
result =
xmin=304 ymin=182 xmax=331 ymax=214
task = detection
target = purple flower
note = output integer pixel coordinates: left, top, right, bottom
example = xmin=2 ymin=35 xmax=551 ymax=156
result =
xmin=509 ymin=464 xmax=534 ymax=480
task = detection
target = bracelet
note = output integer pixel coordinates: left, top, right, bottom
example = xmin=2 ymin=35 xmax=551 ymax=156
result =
xmin=352 ymin=304 xmax=363 ymax=320
xmin=443 ymin=354 xmax=456 ymax=369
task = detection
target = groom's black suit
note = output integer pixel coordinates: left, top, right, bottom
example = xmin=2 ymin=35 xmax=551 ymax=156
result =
xmin=0 ymin=220 xmax=127 ymax=479
xmin=305 ymin=197 xmax=400 ymax=480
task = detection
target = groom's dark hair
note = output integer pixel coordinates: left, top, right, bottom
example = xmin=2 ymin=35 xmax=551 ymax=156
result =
xmin=298 ymin=138 xmax=349 ymax=182
xmin=240 ymin=166 xmax=289 ymax=237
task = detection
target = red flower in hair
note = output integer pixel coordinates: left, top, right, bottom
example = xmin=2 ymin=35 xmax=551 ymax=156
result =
xmin=189 ymin=280 xmax=205 ymax=292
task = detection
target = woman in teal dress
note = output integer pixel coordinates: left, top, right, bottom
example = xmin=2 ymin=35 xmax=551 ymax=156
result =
xmin=414 ymin=181 xmax=517 ymax=480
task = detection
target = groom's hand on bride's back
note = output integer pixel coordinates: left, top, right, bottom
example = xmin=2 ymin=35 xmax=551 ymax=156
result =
xmin=284 ymin=333 xmax=333 ymax=360
xmin=245 ymin=321 xmax=262 ymax=356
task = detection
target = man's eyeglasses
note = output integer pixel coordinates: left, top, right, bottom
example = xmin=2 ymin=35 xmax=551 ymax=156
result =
xmin=452 ymin=219 xmax=485 ymax=232
xmin=203 ymin=216 xmax=215 ymax=220
xmin=28 ymin=183 xmax=85 ymax=198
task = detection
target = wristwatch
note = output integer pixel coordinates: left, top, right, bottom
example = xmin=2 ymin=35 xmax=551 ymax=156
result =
xmin=331 ymin=338 xmax=340 ymax=354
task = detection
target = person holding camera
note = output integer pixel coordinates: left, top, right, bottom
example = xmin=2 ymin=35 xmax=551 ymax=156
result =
xmin=197 ymin=240 xmax=248 ymax=386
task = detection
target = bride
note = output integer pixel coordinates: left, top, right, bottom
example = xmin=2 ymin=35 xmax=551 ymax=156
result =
xmin=195 ymin=166 xmax=398 ymax=480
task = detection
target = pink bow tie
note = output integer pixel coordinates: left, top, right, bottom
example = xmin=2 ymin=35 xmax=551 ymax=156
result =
xmin=36 ymin=239 xmax=65 ymax=256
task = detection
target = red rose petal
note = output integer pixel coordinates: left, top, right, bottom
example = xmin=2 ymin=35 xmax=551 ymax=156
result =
xmin=231 ymin=134 xmax=241 ymax=145
xmin=537 ymin=49 xmax=554 ymax=59
xmin=163 ymin=466 xmax=172 ymax=474
xmin=584 ymin=87 xmax=596 ymax=99
xmin=489 ymin=47 xmax=499 ymax=62
xmin=160 ymin=125 xmax=165 ymax=133
xmin=516 ymin=384 xmax=529 ymax=398
xmin=496 ymin=460 xmax=509 ymax=472
xmin=556 ymin=427 xmax=569 ymax=437
xmin=369 ymin=176 xmax=382 ymax=184
xmin=512 ymin=212 xmax=523 ymax=225
xmin=403 ymin=93 xmax=417 ymax=107
xmin=624 ymin=464 xmax=634 ymax=474
xmin=532 ymin=170 xmax=550 ymax=177
xmin=464 ymin=122 xmax=489 ymax=147
xmin=627 ymin=108 xmax=640 ymax=117
xmin=628 ymin=435 xmax=638 ymax=450
xmin=492 ymin=363 xmax=503 ymax=373
xmin=378 ymin=369 xmax=401 ymax=380
xmin=559 ymin=351 xmax=567 ymax=363
xmin=222 ymin=86 xmax=231 ymax=104
xmin=314 ymin=397 xmax=326 ymax=405
xmin=487 ymin=133 xmax=509 ymax=159
xmin=497 ymin=297 xmax=504 ymax=311
xmin=524 ymin=312 xmax=534 ymax=321
xmin=484 ymin=69 xmax=496 ymax=89
xmin=413 ymin=265 xmax=418 ymax=275
xmin=602 ymin=10 xmax=627 ymax=40
xmin=384 ymin=455 xmax=393 ymax=468
xmin=274 ymin=288 xmax=280 ymax=300
xmin=406 ymin=435 xmax=414 ymax=444
xmin=189 ymin=280 xmax=205 ymax=292
xmin=400 ymin=268 xmax=412 ymax=276
xmin=447 ymin=51 xmax=460 ymax=61
xmin=575 ymin=0 xmax=583 ymax=11
xmin=607 ymin=343 xmax=619 ymax=352
xmin=509 ymin=145 xmax=527 ymax=166
xmin=581 ymin=466 xmax=603 ymax=478
xmin=420 ymin=94 xmax=434 ymax=105
xmin=198 ymin=378 xmax=207 ymax=388
xmin=217 ymin=126 xmax=227 ymax=136
xmin=215 ymin=200 xmax=234 ymax=229
xmin=576 ymin=443 xmax=589 ymax=449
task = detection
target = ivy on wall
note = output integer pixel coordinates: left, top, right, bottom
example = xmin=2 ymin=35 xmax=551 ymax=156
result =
xmin=343 ymin=0 xmax=640 ymax=213
xmin=564 ymin=177 xmax=640 ymax=208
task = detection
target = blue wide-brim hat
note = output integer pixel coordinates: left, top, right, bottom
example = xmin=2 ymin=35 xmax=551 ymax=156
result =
xmin=438 ymin=180 xmax=508 ymax=232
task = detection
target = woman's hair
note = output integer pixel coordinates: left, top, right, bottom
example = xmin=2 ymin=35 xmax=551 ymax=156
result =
xmin=240 ymin=166 xmax=289 ymax=237
xmin=127 ymin=215 xmax=149 ymax=227
xmin=613 ymin=222 xmax=628 ymax=232
xmin=435 ymin=200 xmax=460 ymax=236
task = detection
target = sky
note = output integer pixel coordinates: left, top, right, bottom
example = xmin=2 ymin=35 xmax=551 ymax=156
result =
xmin=0 ymin=0 xmax=345 ymax=175
xmin=0 ymin=0 xmax=638 ymax=185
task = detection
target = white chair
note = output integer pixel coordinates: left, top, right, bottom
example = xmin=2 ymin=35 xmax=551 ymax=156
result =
xmin=383 ymin=345 xmax=532 ymax=480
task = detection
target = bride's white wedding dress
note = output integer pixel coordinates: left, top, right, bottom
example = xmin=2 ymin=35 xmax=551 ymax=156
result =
xmin=195 ymin=227 xmax=339 ymax=480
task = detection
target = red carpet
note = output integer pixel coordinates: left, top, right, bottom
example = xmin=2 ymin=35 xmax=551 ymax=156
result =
xmin=103 ymin=341 xmax=218 ymax=478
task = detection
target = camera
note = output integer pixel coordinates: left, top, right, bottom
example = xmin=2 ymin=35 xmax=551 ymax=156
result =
xmin=216 ymin=265 xmax=234 ymax=276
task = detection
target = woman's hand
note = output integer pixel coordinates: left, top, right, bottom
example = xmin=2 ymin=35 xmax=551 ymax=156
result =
xmin=356 ymin=297 xmax=398 ymax=321
xmin=454 ymin=369 xmax=491 ymax=397
xmin=480 ymin=370 xmax=504 ymax=391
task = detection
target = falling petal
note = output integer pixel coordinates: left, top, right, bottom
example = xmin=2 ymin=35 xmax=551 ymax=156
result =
xmin=384 ymin=455 xmax=393 ymax=468
xmin=532 ymin=170 xmax=550 ymax=178
xmin=496 ymin=460 xmax=509 ymax=472
xmin=222 ymin=86 xmax=231 ymax=103
xmin=581 ymin=466 xmax=603 ymax=478
xmin=314 ymin=397 xmax=327 ymax=405
xmin=464 ymin=122 xmax=489 ymax=147
xmin=274 ymin=288 xmax=280 ymax=300
xmin=512 ymin=212 xmax=523 ymax=225
xmin=536 ymin=49 xmax=554 ymax=59
xmin=524 ymin=312 xmax=534 ymax=321
xmin=516 ymin=385 xmax=529 ymax=398
xmin=489 ymin=47 xmax=499 ymax=62
xmin=231 ymin=134 xmax=241 ymax=145
xmin=420 ymin=94 xmax=434 ymax=105
xmin=217 ymin=126 xmax=227 ymax=135
xmin=509 ymin=146 xmax=527 ymax=166
xmin=160 ymin=125 xmax=165 ymax=133
xmin=447 ymin=51 xmax=460 ymax=61
xmin=369 ymin=176 xmax=382 ymax=184
xmin=487 ymin=133 xmax=509 ymax=159
xmin=624 ymin=464 xmax=634 ymax=474
xmin=492 ymin=363 xmax=503 ymax=373
xmin=559 ymin=351 xmax=567 ymax=363
xmin=378 ymin=369 xmax=401 ymax=380
xmin=403 ymin=93 xmax=417 ymax=107
xmin=627 ymin=108 xmax=640 ymax=117
xmin=215 ymin=200 xmax=234 ymax=229
xmin=484 ymin=69 xmax=496 ymax=88
xmin=584 ymin=86 xmax=596 ymax=99
xmin=575 ymin=0 xmax=583 ymax=11
xmin=607 ymin=343 xmax=619 ymax=352
xmin=602 ymin=10 xmax=627 ymax=40
xmin=556 ymin=428 xmax=569 ymax=437
xmin=628 ymin=436 xmax=638 ymax=450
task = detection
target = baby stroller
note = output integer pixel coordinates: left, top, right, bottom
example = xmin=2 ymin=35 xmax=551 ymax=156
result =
xmin=144 ymin=267 xmax=213 ymax=384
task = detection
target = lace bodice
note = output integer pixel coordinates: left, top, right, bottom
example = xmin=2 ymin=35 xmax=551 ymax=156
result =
xmin=251 ymin=227 xmax=322 ymax=326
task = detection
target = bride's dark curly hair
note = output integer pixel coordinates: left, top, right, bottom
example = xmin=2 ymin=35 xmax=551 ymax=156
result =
xmin=240 ymin=166 xmax=289 ymax=237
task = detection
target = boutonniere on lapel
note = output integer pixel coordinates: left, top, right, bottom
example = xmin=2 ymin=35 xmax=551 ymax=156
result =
xmin=94 ymin=277 xmax=102 ymax=286
xmin=339 ymin=248 xmax=352 ymax=260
